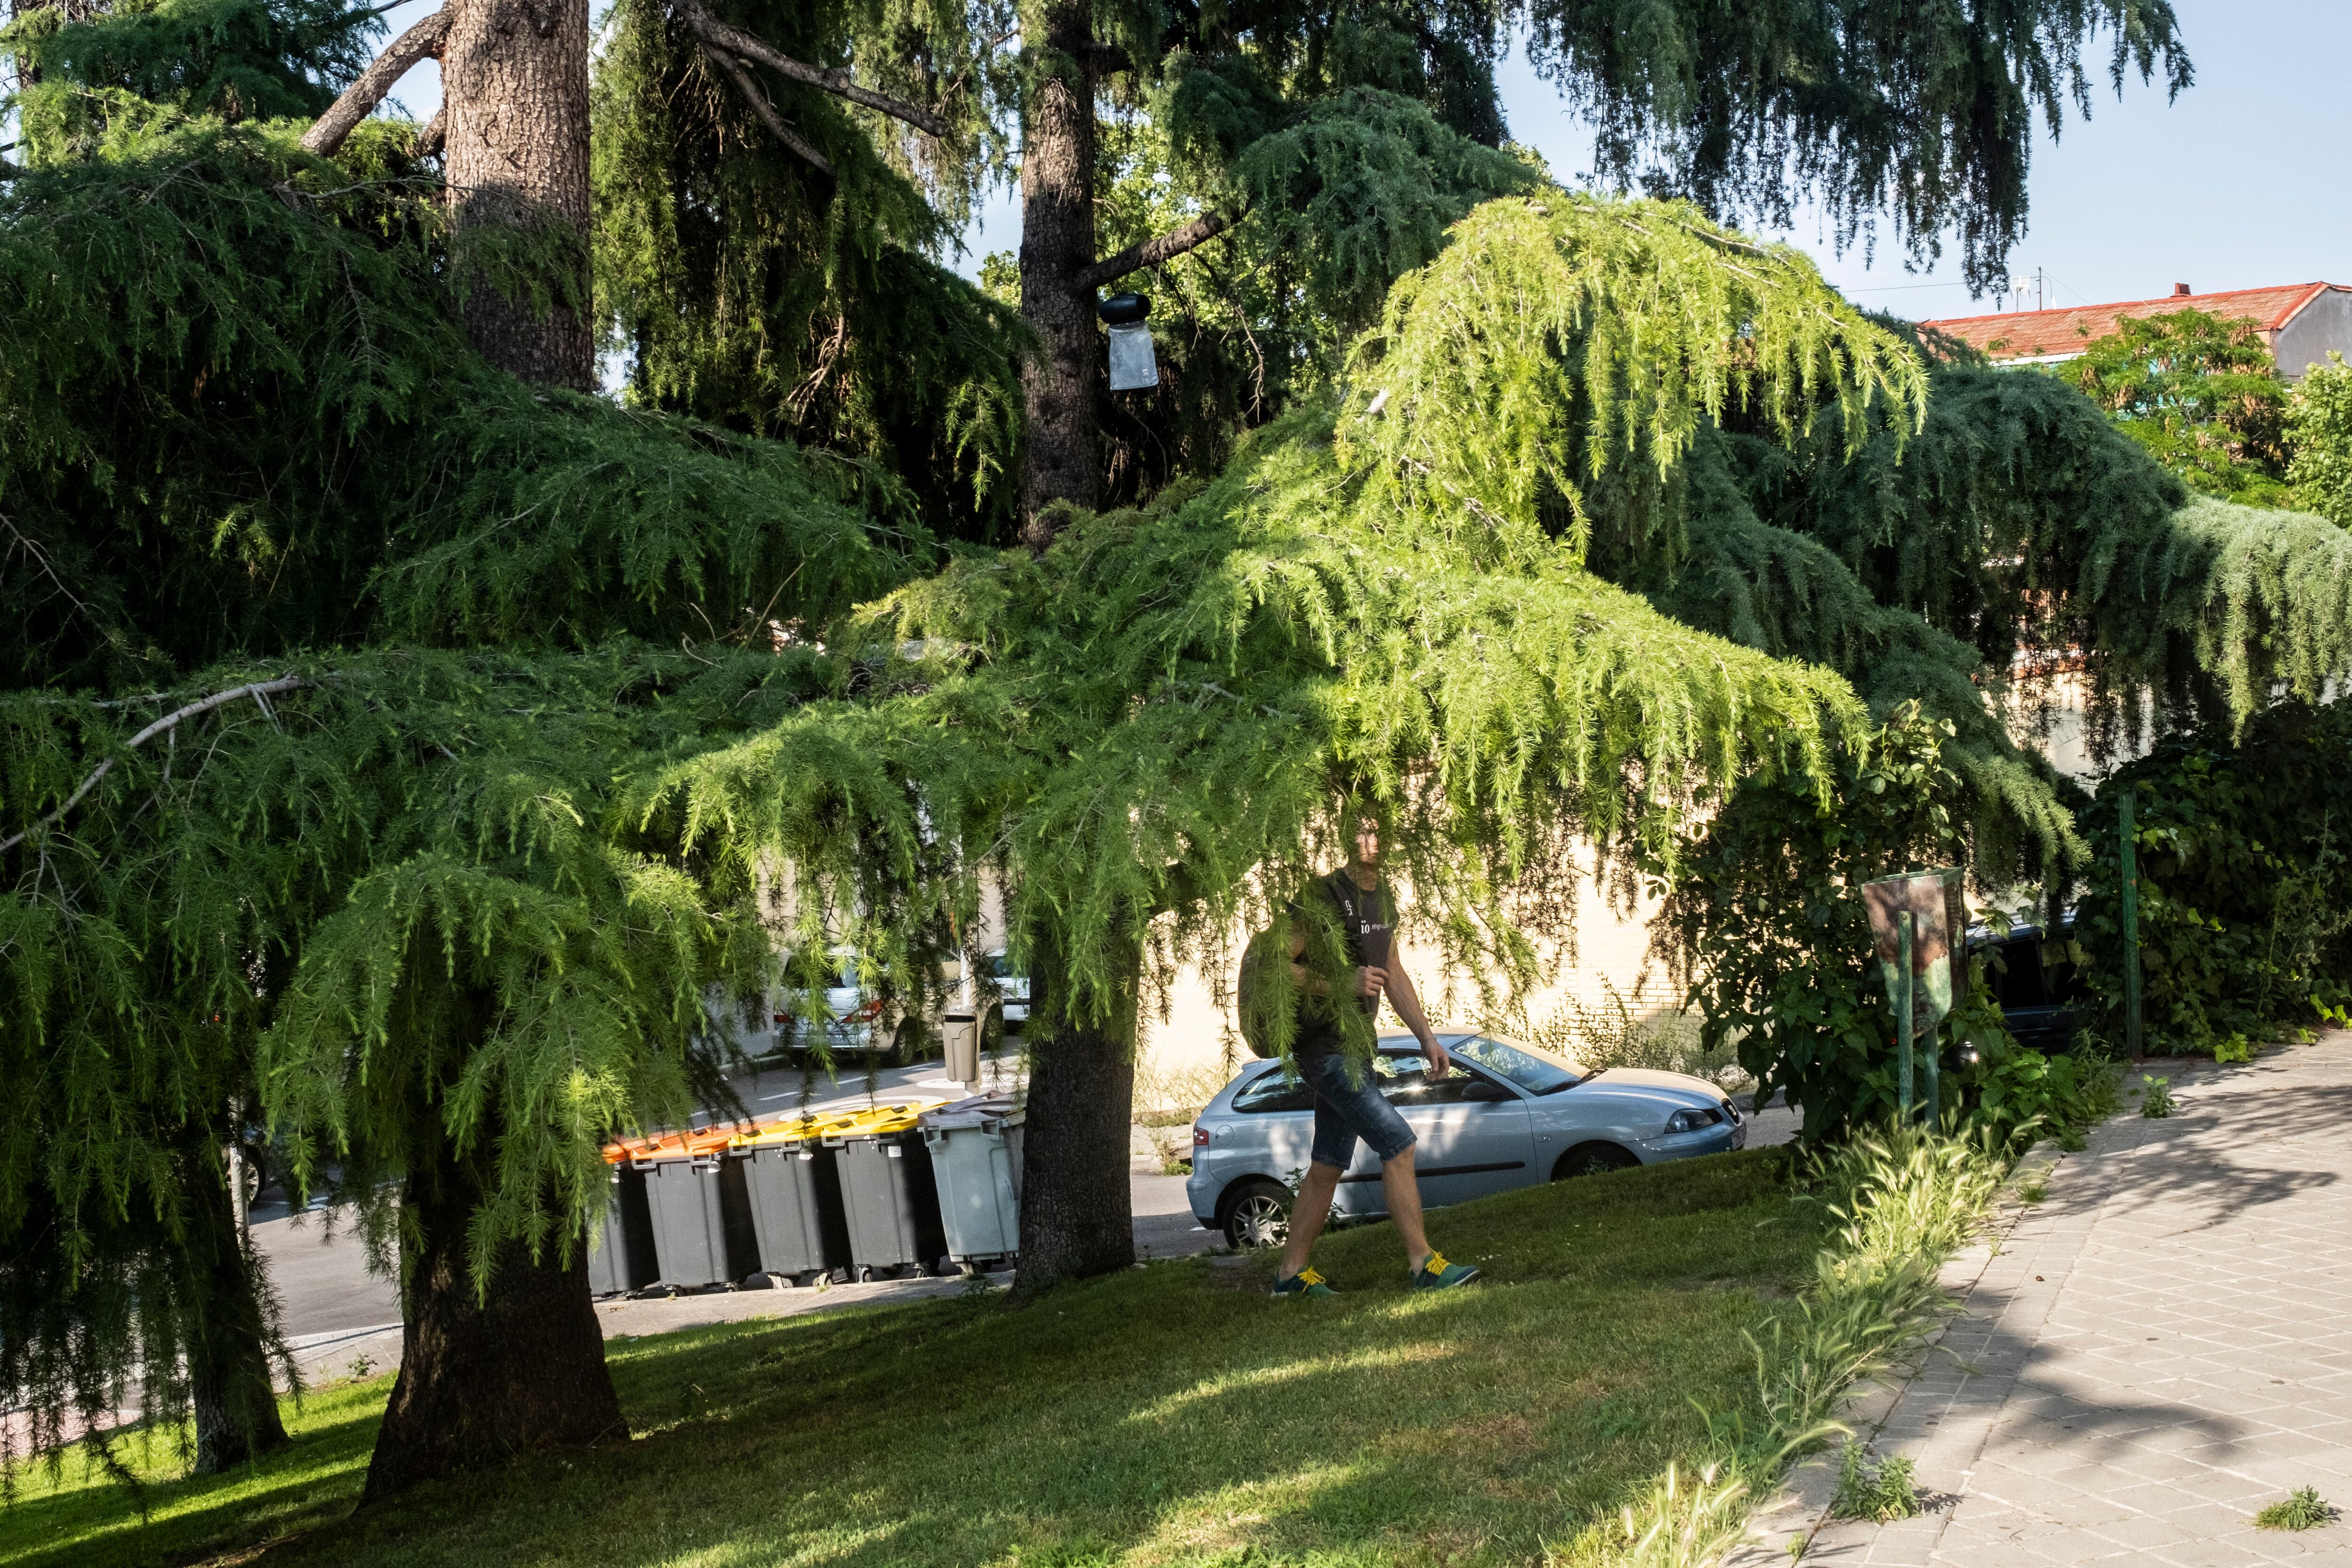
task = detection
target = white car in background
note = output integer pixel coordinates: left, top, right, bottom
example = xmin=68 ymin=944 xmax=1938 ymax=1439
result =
xmin=1186 ymin=1033 xmax=1745 ymax=1249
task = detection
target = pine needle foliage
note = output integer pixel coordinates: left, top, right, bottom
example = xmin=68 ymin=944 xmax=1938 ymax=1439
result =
xmin=1519 ymin=0 xmax=2193 ymax=293
xmin=0 ymin=118 xmax=920 ymax=686
xmin=642 ymin=193 xmax=1900 ymax=1038
xmin=2 ymin=0 xmax=381 ymax=161
xmin=589 ymin=0 xmax=1032 ymax=542
xmin=1338 ymin=195 xmax=1929 ymax=568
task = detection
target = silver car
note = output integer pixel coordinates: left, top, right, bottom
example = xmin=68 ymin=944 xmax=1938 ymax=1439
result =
xmin=1186 ymin=1033 xmax=1746 ymax=1248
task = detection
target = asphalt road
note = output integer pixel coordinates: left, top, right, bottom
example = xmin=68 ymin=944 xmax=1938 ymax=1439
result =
xmin=256 ymin=1060 xmax=1796 ymax=1351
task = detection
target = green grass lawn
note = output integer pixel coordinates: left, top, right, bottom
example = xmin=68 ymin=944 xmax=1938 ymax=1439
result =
xmin=2 ymin=1148 xmax=1829 ymax=1568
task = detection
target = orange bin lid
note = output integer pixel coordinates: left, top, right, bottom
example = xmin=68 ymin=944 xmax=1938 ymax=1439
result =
xmin=601 ymin=1125 xmax=739 ymax=1164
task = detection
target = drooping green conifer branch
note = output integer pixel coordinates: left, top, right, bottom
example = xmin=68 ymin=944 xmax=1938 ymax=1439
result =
xmin=1519 ymin=0 xmax=2193 ymax=293
xmin=1338 ymin=195 xmax=1929 ymax=568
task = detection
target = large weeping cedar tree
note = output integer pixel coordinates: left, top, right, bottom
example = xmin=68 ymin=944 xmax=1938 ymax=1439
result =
xmin=0 ymin=0 xmax=2280 ymax=1503
xmin=0 ymin=0 xmax=915 ymax=1496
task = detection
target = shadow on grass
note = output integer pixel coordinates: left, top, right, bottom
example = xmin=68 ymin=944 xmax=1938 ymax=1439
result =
xmin=10 ymin=1148 xmax=1821 ymax=1568
xmin=0 ymin=1383 xmax=387 ymax=1568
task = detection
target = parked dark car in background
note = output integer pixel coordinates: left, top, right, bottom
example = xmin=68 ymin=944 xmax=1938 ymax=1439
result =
xmin=1971 ymin=917 xmax=2090 ymax=1053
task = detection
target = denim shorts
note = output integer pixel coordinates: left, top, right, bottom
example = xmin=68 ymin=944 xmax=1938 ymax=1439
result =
xmin=1297 ymin=1051 xmax=1417 ymax=1169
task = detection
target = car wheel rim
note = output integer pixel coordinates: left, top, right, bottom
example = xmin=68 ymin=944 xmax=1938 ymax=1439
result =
xmin=1231 ymin=1194 xmax=1289 ymax=1249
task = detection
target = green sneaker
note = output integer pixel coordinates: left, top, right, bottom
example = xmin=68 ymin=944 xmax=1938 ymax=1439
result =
xmin=1412 ymin=1250 xmax=1481 ymax=1290
xmin=1271 ymin=1266 xmax=1338 ymax=1299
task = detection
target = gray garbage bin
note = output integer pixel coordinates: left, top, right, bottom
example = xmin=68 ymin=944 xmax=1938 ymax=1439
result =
xmin=588 ymin=1157 xmax=658 ymax=1296
xmin=919 ymin=1093 xmax=1023 ymax=1273
xmin=731 ymin=1114 xmax=852 ymax=1284
xmin=637 ymin=1129 xmax=760 ymax=1289
xmin=822 ymin=1102 xmax=947 ymax=1281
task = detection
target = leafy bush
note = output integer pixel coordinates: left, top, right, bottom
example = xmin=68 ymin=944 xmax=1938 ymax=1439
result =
xmin=2075 ymin=701 xmax=2352 ymax=1056
xmin=1665 ymin=705 xmax=2096 ymax=1143
xmin=2286 ymin=357 xmax=2352 ymax=528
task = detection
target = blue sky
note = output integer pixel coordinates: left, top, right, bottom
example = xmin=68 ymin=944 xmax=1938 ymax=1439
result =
xmin=385 ymin=0 xmax=2346 ymax=319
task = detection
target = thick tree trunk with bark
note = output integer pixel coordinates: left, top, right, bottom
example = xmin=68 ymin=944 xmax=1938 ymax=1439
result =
xmin=362 ymin=1130 xmax=624 ymax=1502
xmin=185 ymin=1154 xmax=289 ymax=1474
xmin=1014 ymin=931 xmax=1137 ymax=1289
xmin=442 ymin=0 xmax=595 ymax=390
xmin=1016 ymin=2 xmax=1102 ymax=543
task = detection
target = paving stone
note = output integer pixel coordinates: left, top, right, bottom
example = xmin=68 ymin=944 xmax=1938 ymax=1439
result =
xmin=1801 ymin=1032 xmax=2352 ymax=1566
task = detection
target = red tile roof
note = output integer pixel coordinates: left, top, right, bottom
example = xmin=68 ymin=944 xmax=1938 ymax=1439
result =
xmin=1921 ymin=284 xmax=2341 ymax=362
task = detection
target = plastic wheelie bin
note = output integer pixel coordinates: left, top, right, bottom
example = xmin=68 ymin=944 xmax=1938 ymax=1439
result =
xmin=636 ymin=1125 xmax=761 ymax=1289
xmin=589 ymin=1141 xmax=660 ymax=1296
xmin=823 ymin=1102 xmax=948 ymax=1281
xmin=918 ymin=1094 xmax=1023 ymax=1273
xmin=729 ymin=1113 xmax=858 ymax=1285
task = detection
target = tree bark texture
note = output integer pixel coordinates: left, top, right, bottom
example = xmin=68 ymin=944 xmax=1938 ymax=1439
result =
xmin=361 ymin=1133 xmax=624 ymax=1502
xmin=442 ymin=0 xmax=595 ymax=390
xmin=1014 ymin=931 xmax=1138 ymax=1290
xmin=185 ymin=1155 xmax=289 ymax=1474
xmin=1017 ymin=2 xmax=1103 ymax=543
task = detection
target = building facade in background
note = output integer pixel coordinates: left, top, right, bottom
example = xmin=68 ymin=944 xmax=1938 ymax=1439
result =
xmin=1924 ymin=282 xmax=2352 ymax=378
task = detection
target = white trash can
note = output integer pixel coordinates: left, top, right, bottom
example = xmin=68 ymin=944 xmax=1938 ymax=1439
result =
xmin=918 ymin=1094 xmax=1023 ymax=1271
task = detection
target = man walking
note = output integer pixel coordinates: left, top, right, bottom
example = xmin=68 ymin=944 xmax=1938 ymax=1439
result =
xmin=1272 ymin=814 xmax=1480 ymax=1297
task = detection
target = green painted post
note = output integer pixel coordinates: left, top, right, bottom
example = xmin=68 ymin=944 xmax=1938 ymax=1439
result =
xmin=2119 ymin=788 xmax=2144 ymax=1057
xmin=1922 ymin=949 xmax=1941 ymax=1129
xmin=1897 ymin=909 xmax=1915 ymax=1118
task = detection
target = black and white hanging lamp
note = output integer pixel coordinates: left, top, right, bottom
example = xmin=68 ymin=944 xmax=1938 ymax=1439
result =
xmin=1097 ymin=291 xmax=1158 ymax=391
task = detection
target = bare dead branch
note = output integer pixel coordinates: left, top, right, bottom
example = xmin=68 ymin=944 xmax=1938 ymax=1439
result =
xmin=670 ymin=0 xmax=949 ymax=138
xmin=1075 ymin=207 xmax=1243 ymax=291
xmin=300 ymin=8 xmax=450 ymax=158
xmin=699 ymin=41 xmax=833 ymax=175
xmin=0 ymin=677 xmax=309 ymax=854
xmin=416 ymin=107 xmax=445 ymax=160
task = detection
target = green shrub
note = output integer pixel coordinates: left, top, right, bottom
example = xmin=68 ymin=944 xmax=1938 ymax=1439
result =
xmin=2075 ymin=702 xmax=2352 ymax=1056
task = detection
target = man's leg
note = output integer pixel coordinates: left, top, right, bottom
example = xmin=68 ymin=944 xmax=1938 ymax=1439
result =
xmin=1279 ymin=1162 xmax=1343 ymax=1280
xmin=1379 ymin=1146 xmax=1432 ymax=1273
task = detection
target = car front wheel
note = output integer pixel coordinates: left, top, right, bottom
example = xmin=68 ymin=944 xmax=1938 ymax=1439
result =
xmin=1554 ymin=1142 xmax=1638 ymax=1180
xmin=1220 ymin=1178 xmax=1292 ymax=1250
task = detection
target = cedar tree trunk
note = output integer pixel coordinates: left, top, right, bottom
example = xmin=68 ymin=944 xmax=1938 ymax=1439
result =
xmin=442 ymin=0 xmax=596 ymax=390
xmin=1014 ymin=929 xmax=1137 ymax=1289
xmin=1016 ymin=0 xmax=1101 ymax=542
xmin=362 ymin=1128 xmax=624 ymax=1501
xmin=186 ymin=1153 xmax=289 ymax=1473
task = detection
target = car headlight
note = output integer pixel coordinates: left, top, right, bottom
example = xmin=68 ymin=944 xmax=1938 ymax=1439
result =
xmin=1666 ymin=1106 xmax=1725 ymax=1135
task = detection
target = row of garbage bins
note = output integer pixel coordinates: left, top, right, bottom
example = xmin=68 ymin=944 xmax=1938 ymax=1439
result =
xmin=590 ymin=1093 xmax=1024 ymax=1294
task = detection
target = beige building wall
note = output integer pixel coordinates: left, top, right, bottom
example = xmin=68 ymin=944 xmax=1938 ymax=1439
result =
xmin=1132 ymin=863 xmax=1675 ymax=1109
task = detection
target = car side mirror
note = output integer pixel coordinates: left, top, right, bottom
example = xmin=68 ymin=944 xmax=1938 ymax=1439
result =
xmin=1462 ymin=1076 xmax=1510 ymax=1102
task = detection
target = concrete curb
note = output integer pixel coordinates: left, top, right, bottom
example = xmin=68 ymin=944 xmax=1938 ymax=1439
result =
xmin=1723 ymin=1143 xmax=2068 ymax=1567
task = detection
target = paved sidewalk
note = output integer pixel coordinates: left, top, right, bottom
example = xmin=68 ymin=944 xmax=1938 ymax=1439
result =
xmin=1810 ymin=1031 xmax=2352 ymax=1567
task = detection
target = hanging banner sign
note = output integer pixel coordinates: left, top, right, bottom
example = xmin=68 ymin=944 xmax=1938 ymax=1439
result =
xmin=1861 ymin=868 xmax=1960 ymax=1039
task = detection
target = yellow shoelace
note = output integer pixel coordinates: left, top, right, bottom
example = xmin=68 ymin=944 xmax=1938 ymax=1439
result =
xmin=1420 ymin=1251 xmax=1448 ymax=1276
xmin=1295 ymin=1266 xmax=1327 ymax=1286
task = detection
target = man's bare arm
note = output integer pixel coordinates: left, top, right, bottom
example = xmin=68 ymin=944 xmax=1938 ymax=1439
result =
xmin=1385 ymin=961 xmax=1449 ymax=1073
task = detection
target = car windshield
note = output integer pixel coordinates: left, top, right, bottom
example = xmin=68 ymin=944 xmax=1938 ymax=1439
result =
xmin=1450 ymin=1035 xmax=1582 ymax=1096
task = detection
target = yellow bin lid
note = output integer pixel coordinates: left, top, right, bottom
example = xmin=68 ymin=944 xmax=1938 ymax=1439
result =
xmin=822 ymin=1099 xmax=942 ymax=1139
xmin=731 ymin=1111 xmax=860 ymax=1150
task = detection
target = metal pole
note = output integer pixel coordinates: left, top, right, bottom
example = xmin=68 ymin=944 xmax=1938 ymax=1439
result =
xmin=2120 ymin=787 xmax=2144 ymax=1058
xmin=1897 ymin=910 xmax=1915 ymax=1119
